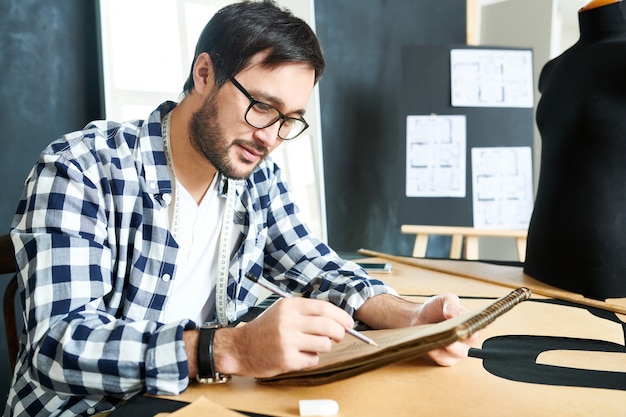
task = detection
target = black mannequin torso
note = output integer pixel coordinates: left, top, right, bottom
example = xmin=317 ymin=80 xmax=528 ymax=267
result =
xmin=524 ymin=1 xmax=626 ymax=298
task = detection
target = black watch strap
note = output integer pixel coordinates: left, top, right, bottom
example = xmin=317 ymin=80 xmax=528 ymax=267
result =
xmin=196 ymin=323 xmax=231 ymax=384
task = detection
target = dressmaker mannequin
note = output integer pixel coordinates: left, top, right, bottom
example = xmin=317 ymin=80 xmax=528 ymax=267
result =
xmin=580 ymin=0 xmax=620 ymax=11
xmin=524 ymin=0 xmax=626 ymax=298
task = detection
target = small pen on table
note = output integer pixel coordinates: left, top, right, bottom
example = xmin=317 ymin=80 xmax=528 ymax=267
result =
xmin=244 ymin=273 xmax=379 ymax=347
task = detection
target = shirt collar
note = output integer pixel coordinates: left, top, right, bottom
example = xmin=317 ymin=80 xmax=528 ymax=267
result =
xmin=140 ymin=101 xmax=177 ymax=198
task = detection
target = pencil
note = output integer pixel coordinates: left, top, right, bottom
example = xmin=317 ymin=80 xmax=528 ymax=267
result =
xmin=244 ymin=273 xmax=379 ymax=347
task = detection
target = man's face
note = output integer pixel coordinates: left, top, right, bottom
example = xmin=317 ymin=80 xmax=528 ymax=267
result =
xmin=189 ymin=58 xmax=315 ymax=180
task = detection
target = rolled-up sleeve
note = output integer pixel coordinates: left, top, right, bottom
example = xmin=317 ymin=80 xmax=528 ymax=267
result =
xmin=243 ymin=162 xmax=397 ymax=317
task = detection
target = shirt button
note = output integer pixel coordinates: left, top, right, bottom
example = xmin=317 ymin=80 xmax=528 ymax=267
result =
xmin=86 ymin=407 xmax=96 ymax=415
xmin=150 ymin=181 xmax=157 ymax=190
xmin=162 ymin=193 xmax=172 ymax=206
xmin=162 ymin=274 xmax=171 ymax=282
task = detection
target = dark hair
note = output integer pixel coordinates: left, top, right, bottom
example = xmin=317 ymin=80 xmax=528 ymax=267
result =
xmin=182 ymin=0 xmax=325 ymax=95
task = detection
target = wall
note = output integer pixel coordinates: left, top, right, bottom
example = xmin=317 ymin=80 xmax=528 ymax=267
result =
xmin=475 ymin=0 xmax=589 ymax=260
xmin=0 ymin=0 xmax=103 ymax=410
xmin=476 ymin=0 xmax=554 ymax=260
xmin=315 ymin=0 xmax=467 ymax=257
xmin=479 ymin=0 xmax=555 ymax=183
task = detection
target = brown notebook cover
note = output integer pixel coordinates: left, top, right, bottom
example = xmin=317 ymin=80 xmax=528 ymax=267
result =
xmin=257 ymin=287 xmax=531 ymax=386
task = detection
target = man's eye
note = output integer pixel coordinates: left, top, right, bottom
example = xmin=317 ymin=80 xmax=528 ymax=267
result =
xmin=253 ymin=102 xmax=274 ymax=114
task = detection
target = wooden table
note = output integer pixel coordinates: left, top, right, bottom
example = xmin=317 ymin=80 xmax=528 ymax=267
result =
xmin=156 ymin=257 xmax=626 ymax=417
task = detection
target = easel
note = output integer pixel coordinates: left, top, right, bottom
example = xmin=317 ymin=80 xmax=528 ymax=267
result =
xmin=401 ymin=224 xmax=527 ymax=262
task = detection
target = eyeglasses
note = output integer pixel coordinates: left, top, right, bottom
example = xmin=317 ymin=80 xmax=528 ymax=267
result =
xmin=229 ymin=77 xmax=309 ymax=140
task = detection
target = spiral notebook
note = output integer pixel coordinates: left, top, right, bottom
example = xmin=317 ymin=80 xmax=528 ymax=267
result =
xmin=257 ymin=287 xmax=532 ymax=386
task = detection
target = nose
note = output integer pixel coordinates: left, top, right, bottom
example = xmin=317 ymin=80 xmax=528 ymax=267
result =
xmin=252 ymin=121 xmax=282 ymax=148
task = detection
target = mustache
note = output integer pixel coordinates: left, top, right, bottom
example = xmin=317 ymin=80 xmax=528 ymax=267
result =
xmin=232 ymin=138 xmax=270 ymax=159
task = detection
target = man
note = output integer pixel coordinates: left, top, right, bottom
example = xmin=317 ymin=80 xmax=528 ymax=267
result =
xmin=5 ymin=1 xmax=474 ymax=416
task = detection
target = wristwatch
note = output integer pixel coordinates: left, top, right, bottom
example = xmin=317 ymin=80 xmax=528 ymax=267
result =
xmin=196 ymin=322 xmax=231 ymax=384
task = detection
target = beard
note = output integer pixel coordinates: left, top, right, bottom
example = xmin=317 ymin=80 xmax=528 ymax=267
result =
xmin=188 ymin=91 xmax=269 ymax=180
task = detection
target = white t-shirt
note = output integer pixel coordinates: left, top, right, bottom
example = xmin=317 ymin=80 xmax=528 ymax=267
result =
xmin=162 ymin=173 xmax=225 ymax=324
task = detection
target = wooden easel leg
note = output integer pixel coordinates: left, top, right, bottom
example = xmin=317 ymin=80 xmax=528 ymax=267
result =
xmin=449 ymin=235 xmax=463 ymax=259
xmin=412 ymin=234 xmax=429 ymax=257
xmin=465 ymin=236 xmax=479 ymax=260
xmin=515 ymin=237 xmax=527 ymax=262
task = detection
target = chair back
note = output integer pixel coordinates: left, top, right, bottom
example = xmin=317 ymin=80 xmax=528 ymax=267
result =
xmin=0 ymin=234 xmax=19 ymax=370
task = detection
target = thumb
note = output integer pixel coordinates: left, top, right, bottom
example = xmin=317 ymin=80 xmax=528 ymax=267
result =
xmin=440 ymin=293 xmax=468 ymax=320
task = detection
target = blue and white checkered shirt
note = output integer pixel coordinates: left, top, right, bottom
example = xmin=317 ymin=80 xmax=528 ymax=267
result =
xmin=4 ymin=101 xmax=395 ymax=416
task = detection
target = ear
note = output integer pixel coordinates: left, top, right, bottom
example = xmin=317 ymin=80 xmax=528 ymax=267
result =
xmin=192 ymin=52 xmax=215 ymax=95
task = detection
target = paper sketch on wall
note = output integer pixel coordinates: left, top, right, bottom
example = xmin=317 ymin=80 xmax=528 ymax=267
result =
xmin=471 ymin=146 xmax=533 ymax=229
xmin=450 ymin=48 xmax=534 ymax=108
xmin=405 ymin=115 xmax=466 ymax=198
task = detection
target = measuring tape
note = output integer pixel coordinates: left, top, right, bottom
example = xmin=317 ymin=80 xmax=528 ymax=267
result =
xmin=215 ymin=178 xmax=236 ymax=326
xmin=161 ymin=113 xmax=180 ymax=238
xmin=163 ymin=110 xmax=235 ymax=326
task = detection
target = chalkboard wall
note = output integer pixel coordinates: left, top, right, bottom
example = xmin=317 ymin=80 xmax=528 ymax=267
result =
xmin=397 ymin=44 xmax=534 ymax=229
xmin=0 ymin=0 xmax=102 ymax=409
xmin=315 ymin=0 xmax=466 ymax=257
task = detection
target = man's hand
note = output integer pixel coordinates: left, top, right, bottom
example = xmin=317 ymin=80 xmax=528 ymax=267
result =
xmin=211 ymin=297 xmax=355 ymax=378
xmin=354 ymin=293 xmax=478 ymax=367
xmin=416 ymin=293 xmax=478 ymax=366
xmin=186 ymin=292 xmax=478 ymax=380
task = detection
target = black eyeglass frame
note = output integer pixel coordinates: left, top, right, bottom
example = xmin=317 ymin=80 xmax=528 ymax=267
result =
xmin=229 ymin=77 xmax=309 ymax=140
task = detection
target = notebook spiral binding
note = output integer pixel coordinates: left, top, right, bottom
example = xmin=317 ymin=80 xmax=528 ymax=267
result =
xmin=462 ymin=287 xmax=532 ymax=335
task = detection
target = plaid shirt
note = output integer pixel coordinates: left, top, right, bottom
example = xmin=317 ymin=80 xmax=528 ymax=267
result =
xmin=5 ymin=101 xmax=395 ymax=416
